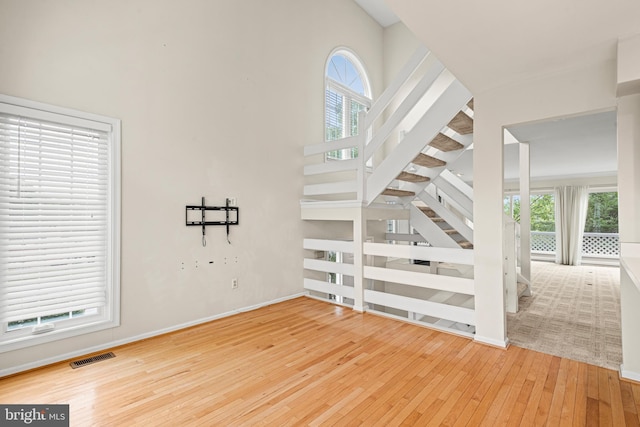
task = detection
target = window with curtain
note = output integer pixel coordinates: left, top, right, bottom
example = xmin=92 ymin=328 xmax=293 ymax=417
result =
xmin=325 ymin=50 xmax=371 ymax=160
xmin=0 ymin=95 xmax=120 ymax=351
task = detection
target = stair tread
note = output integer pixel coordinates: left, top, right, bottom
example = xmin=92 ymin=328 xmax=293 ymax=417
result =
xmin=382 ymin=188 xmax=416 ymax=197
xmin=429 ymin=133 xmax=464 ymax=152
xmin=447 ymin=111 xmax=473 ymax=135
xmin=467 ymin=98 xmax=474 ymax=110
xmin=459 ymin=241 xmax=474 ymax=249
xmin=396 ymin=171 xmax=430 ymax=183
xmin=418 ymin=206 xmax=437 ymax=217
xmin=444 ymin=229 xmax=458 ymax=235
xmin=412 ymin=153 xmax=446 ymax=168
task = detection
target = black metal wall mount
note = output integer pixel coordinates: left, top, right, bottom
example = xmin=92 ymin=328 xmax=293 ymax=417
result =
xmin=185 ymin=197 xmax=239 ymax=246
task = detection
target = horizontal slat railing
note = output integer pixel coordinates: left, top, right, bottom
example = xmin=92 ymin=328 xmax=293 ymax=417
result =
xmin=303 ymin=180 xmax=358 ymax=197
xmin=304 ymin=238 xmax=355 ymax=253
xmin=364 ymin=266 xmax=474 ymax=295
xmin=362 ymin=242 xmax=475 ymax=327
xmin=365 ymin=289 xmax=475 ymax=326
xmin=304 ymin=279 xmax=355 ymax=300
xmin=303 ymin=136 xmax=360 ymax=157
xmin=364 ymin=242 xmax=474 ymax=268
xmin=303 ymin=239 xmax=355 ymax=303
xmin=303 ymin=133 xmax=363 ymax=201
xmin=304 ymin=159 xmax=359 ymax=176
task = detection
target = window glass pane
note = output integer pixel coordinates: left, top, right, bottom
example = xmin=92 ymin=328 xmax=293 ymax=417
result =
xmin=530 ymin=194 xmax=555 ymax=232
xmin=327 ymin=54 xmax=365 ymax=95
xmin=325 ymin=88 xmax=343 ymax=142
xmin=504 ymin=195 xmax=511 ymax=216
xmin=584 ymin=192 xmax=618 ymax=233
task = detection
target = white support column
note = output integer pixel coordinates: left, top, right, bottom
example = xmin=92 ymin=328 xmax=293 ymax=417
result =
xmin=618 ymin=94 xmax=640 ymax=380
xmin=472 ymin=100 xmax=508 ymax=348
xmin=353 ymin=208 xmax=366 ymax=312
xmin=519 ymin=141 xmax=532 ymax=295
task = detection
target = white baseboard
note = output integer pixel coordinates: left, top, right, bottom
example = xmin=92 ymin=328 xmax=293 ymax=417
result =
xmin=0 ymin=292 xmax=306 ymax=378
xmin=620 ymin=364 xmax=640 ymax=382
xmin=474 ymin=335 xmax=510 ymax=348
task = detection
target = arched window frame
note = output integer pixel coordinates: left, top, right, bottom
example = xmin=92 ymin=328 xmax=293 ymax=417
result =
xmin=324 ymin=48 xmax=372 ymax=161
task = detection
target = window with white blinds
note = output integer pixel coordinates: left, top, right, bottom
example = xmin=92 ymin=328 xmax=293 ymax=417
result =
xmin=324 ymin=49 xmax=371 ymax=161
xmin=0 ymin=95 xmax=120 ymax=351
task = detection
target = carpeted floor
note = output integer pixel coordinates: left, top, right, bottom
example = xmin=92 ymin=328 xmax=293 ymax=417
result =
xmin=507 ymin=261 xmax=622 ymax=371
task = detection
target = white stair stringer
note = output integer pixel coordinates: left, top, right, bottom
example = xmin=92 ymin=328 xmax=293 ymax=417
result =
xmin=366 ymin=78 xmax=472 ymax=204
xmin=409 ymin=204 xmax=461 ymax=249
xmin=409 ymin=204 xmax=474 ymax=277
xmin=431 ymin=176 xmax=473 ymax=220
xmin=440 ymin=169 xmax=474 ymax=201
xmin=363 ymin=45 xmax=430 ymax=132
xmin=416 ymin=191 xmax=473 ymax=243
xmin=364 ymin=55 xmax=446 ymax=162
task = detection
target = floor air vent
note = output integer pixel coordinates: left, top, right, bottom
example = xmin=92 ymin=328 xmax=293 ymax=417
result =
xmin=70 ymin=352 xmax=115 ymax=369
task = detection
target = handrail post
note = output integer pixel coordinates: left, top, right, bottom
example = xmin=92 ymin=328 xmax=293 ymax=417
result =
xmin=357 ymin=110 xmax=367 ymax=204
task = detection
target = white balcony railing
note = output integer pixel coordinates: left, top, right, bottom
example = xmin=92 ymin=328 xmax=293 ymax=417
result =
xmin=531 ymin=231 xmax=619 ymax=258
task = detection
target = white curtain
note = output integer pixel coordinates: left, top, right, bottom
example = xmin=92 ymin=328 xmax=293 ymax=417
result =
xmin=554 ymin=186 xmax=589 ymax=265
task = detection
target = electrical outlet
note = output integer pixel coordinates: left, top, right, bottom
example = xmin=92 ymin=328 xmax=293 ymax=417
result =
xmin=231 ymin=278 xmax=238 ymax=289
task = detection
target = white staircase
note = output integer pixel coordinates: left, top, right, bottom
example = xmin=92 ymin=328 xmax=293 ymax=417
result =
xmin=301 ymin=46 xmax=484 ymax=337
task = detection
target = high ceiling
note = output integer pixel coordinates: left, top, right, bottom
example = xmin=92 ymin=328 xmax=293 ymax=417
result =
xmin=383 ymin=0 xmax=640 ymax=94
xmin=355 ymin=0 xmax=629 ymax=184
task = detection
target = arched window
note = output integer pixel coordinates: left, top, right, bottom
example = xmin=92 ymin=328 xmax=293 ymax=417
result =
xmin=325 ymin=49 xmax=371 ymax=160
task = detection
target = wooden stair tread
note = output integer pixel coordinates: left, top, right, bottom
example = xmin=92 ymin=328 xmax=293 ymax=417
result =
xmin=418 ymin=206 xmax=437 ymax=217
xmin=396 ymin=171 xmax=430 ymax=183
xmin=412 ymin=153 xmax=446 ymax=168
xmin=444 ymin=229 xmax=458 ymax=235
xmin=467 ymin=98 xmax=474 ymax=110
xmin=429 ymin=133 xmax=464 ymax=152
xmin=459 ymin=241 xmax=474 ymax=249
xmin=382 ymin=188 xmax=415 ymax=197
xmin=447 ymin=111 xmax=473 ymax=135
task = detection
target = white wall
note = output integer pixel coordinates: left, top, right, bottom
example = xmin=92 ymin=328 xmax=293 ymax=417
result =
xmin=0 ymin=0 xmax=384 ymax=374
xmin=618 ymin=94 xmax=640 ymax=379
xmin=473 ymin=60 xmax=618 ymax=346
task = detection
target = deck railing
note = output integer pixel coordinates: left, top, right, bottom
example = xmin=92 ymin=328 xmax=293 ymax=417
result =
xmin=530 ymin=231 xmax=619 ymax=258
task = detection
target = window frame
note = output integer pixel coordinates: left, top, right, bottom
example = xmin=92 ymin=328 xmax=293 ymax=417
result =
xmin=0 ymin=94 xmax=121 ymax=352
xmin=324 ymin=48 xmax=372 ymax=161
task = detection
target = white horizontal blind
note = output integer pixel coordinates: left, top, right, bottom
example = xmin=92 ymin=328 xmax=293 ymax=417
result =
xmin=0 ymin=112 xmax=110 ymax=323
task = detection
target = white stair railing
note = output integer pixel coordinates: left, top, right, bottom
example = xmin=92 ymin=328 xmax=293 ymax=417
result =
xmin=363 ymin=242 xmax=475 ymax=334
xmin=363 ymin=45 xmax=430 ymax=131
xmin=431 ymin=174 xmax=473 ymax=221
xmin=363 ymin=54 xmax=445 ymax=163
xmin=303 ymin=239 xmax=356 ymax=303
xmin=366 ymin=78 xmax=472 ymax=203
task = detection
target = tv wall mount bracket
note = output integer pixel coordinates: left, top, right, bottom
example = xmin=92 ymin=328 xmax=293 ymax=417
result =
xmin=185 ymin=197 xmax=239 ymax=246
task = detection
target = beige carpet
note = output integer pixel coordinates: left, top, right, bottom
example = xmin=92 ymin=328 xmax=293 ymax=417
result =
xmin=507 ymin=261 xmax=622 ymax=371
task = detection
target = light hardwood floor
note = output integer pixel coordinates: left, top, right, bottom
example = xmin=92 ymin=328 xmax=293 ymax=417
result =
xmin=1 ymin=297 xmax=639 ymax=426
